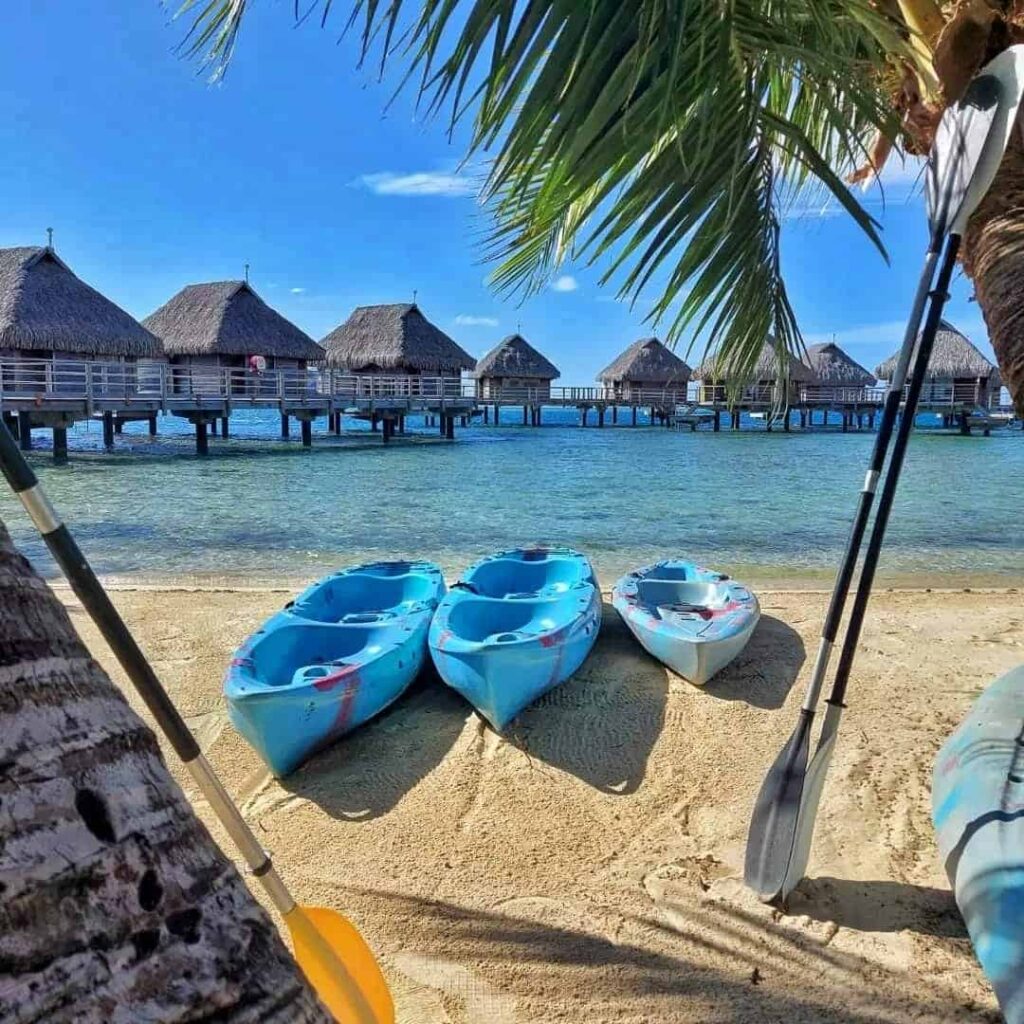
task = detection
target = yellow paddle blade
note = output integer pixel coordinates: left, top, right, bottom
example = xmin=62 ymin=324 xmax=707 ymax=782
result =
xmin=285 ymin=905 xmax=394 ymax=1024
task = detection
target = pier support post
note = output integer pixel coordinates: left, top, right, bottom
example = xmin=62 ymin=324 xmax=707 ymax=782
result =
xmin=195 ymin=420 xmax=208 ymax=456
xmin=483 ymin=406 xmax=489 ymax=425
xmin=102 ymin=411 xmax=114 ymax=448
xmin=523 ymin=405 xmax=528 ymax=426
xmin=612 ymin=406 xmax=618 ymax=425
xmin=371 ymin=413 xmax=379 ymax=432
xmin=301 ymin=419 xmax=312 ymax=447
xmin=783 ymin=411 xmax=791 ymax=432
xmin=333 ymin=411 xmax=342 ymax=434
xmin=493 ymin=404 xmax=499 ymax=425
xmin=461 ymin=415 xmax=468 ymax=427
xmin=114 ymin=418 xmax=124 ymax=435
xmin=713 ymin=409 xmax=721 ymax=432
xmin=220 ymin=416 xmax=229 ymax=438
xmin=766 ymin=416 xmax=772 ymax=432
xmin=598 ymin=407 xmax=605 ymax=428
xmin=446 ymin=415 xmax=455 ymax=440
xmin=148 ymin=414 xmax=158 ymax=436
xmin=959 ymin=411 xmax=971 ymax=436
xmin=382 ymin=418 xmax=392 ymax=444
xmin=841 ymin=413 xmax=849 ymax=433
xmin=280 ymin=413 xmax=290 ymax=439
xmin=52 ymin=426 xmax=68 ymax=464
xmin=18 ymin=411 xmax=32 ymax=451
xmin=631 ymin=406 xmax=637 ymax=427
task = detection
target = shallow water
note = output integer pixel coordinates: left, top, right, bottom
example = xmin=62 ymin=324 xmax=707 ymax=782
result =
xmin=1 ymin=407 xmax=1021 ymax=586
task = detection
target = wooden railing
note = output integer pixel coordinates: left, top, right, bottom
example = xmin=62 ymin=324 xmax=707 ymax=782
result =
xmin=0 ymin=359 xmax=466 ymax=406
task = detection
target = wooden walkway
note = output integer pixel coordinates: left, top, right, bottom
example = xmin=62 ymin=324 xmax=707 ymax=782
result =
xmin=0 ymin=361 xmax=1015 ymax=461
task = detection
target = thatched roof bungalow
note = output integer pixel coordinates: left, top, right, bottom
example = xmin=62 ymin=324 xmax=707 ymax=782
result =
xmin=474 ymin=333 xmax=559 ymax=399
xmin=874 ymin=319 xmax=999 ymax=404
xmin=320 ymin=303 xmax=475 ymax=378
xmin=0 ymin=246 xmax=162 ymax=364
xmin=143 ymin=281 xmax=322 ymax=370
xmin=597 ymin=337 xmax=691 ymax=400
xmin=695 ymin=339 xmax=817 ymax=402
xmin=805 ymin=341 xmax=876 ymax=391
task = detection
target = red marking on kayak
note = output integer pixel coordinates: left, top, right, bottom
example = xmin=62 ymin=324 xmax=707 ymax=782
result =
xmin=313 ymin=663 xmax=360 ymax=691
xmin=334 ymin=676 xmax=360 ymax=732
xmin=230 ymin=657 xmax=253 ymax=668
xmin=436 ymin=628 xmax=454 ymax=650
xmin=540 ymin=627 xmax=566 ymax=648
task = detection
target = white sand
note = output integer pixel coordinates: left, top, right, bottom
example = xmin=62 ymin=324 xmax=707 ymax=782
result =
xmin=64 ymin=586 xmax=1022 ymax=1023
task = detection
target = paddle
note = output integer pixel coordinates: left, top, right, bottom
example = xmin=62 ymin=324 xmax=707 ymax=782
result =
xmin=0 ymin=422 xmax=394 ymax=1024
xmin=744 ymin=46 xmax=1024 ymax=905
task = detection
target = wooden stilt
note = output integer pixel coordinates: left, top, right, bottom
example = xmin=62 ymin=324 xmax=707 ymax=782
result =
xmin=371 ymin=413 xmax=379 ymax=432
xmin=523 ymin=405 xmax=528 ymax=426
xmin=18 ymin=411 xmax=32 ymax=451
xmin=52 ymin=426 xmax=68 ymax=464
xmin=959 ymin=411 xmax=971 ymax=435
xmin=713 ymin=409 xmax=720 ymax=432
xmin=301 ymin=419 xmax=312 ymax=447
xmin=598 ymin=407 xmax=605 ymax=428
xmin=114 ymin=418 xmax=124 ymax=434
xmin=483 ymin=406 xmax=489 ymax=425
xmin=195 ymin=420 xmax=208 ymax=456
xmin=612 ymin=406 xmax=618 ymax=425
xmin=382 ymin=418 xmax=392 ymax=444
xmin=280 ymin=413 xmax=290 ymax=439
xmin=841 ymin=412 xmax=849 ymax=433
xmin=220 ymin=416 xmax=229 ymax=438
xmin=631 ymin=406 xmax=637 ymax=427
xmin=783 ymin=411 xmax=791 ymax=432
xmin=446 ymin=415 xmax=455 ymax=440
xmin=148 ymin=414 xmax=158 ymax=436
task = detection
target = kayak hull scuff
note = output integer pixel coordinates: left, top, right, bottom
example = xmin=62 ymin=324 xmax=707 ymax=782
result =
xmin=429 ymin=546 xmax=601 ymax=729
xmin=225 ymin=560 xmax=445 ymax=776
xmin=612 ymin=560 xmax=759 ymax=685
xmin=933 ymin=665 xmax=1024 ymax=1023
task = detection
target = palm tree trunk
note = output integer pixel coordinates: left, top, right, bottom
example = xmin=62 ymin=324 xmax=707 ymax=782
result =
xmin=962 ymin=130 xmax=1024 ymax=414
xmin=0 ymin=520 xmax=331 ymax=1023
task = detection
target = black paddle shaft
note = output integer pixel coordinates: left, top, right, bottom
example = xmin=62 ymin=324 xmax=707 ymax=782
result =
xmin=0 ymin=420 xmax=201 ymax=761
xmin=829 ymin=233 xmax=963 ymax=706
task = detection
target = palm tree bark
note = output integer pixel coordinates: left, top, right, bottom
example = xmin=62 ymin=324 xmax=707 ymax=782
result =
xmin=963 ymin=130 xmax=1024 ymax=414
xmin=0 ymin=521 xmax=331 ymax=1023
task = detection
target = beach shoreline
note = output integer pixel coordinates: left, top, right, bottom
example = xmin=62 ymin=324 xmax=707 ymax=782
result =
xmin=58 ymin=582 xmax=1022 ymax=1022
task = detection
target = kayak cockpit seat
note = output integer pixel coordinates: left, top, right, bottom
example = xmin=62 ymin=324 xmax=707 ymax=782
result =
xmin=292 ymin=567 xmax=441 ymax=623
xmin=469 ymin=554 xmax=591 ymax=598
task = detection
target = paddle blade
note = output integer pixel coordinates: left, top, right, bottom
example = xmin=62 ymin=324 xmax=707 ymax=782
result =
xmin=285 ymin=905 xmax=395 ymax=1024
xmin=744 ymin=711 xmax=813 ymax=902
xmin=928 ymin=45 xmax=1024 ymax=238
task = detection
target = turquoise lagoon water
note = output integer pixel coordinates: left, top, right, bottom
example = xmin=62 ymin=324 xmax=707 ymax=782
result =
xmin=1 ymin=406 xmax=1021 ymax=587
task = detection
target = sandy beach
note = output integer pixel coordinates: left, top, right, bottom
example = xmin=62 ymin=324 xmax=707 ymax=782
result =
xmin=60 ymin=583 xmax=1022 ymax=1023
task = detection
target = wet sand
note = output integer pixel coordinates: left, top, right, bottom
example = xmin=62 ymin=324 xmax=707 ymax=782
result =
xmin=62 ymin=584 xmax=1022 ymax=1023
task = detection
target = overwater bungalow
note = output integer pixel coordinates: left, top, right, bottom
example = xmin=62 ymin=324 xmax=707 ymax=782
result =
xmin=0 ymin=245 xmax=164 ymax=388
xmin=143 ymin=280 xmax=322 ymax=395
xmin=597 ymin=337 xmax=691 ymax=401
xmin=320 ymin=303 xmax=474 ymax=394
xmin=474 ymin=333 xmax=559 ymax=400
xmin=805 ymin=341 xmax=877 ymax=399
xmin=874 ymin=319 xmax=1000 ymax=410
xmin=695 ymin=339 xmax=818 ymax=404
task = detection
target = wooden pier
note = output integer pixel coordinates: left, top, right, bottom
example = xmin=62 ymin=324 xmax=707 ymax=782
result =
xmin=0 ymin=360 xmax=473 ymax=461
xmin=0 ymin=361 xmax=1015 ymax=462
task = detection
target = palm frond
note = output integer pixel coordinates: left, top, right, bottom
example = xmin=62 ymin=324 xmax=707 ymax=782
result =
xmin=173 ymin=0 xmax=910 ymax=385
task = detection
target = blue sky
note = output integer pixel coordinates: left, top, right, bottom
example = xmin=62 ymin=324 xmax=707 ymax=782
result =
xmin=0 ymin=3 xmax=992 ymax=385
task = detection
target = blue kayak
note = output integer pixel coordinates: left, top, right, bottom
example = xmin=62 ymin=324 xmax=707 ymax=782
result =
xmin=428 ymin=546 xmax=601 ymax=729
xmin=933 ymin=665 xmax=1024 ymax=1023
xmin=225 ymin=560 xmax=445 ymax=776
xmin=612 ymin=560 xmax=759 ymax=685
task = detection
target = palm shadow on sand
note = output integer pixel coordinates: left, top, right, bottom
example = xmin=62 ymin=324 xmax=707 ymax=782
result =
xmin=702 ymin=614 xmax=805 ymax=709
xmin=279 ymin=664 xmax=468 ymax=821
xmin=510 ymin=601 xmax=668 ymax=795
xmin=787 ymin=877 xmax=968 ymax=939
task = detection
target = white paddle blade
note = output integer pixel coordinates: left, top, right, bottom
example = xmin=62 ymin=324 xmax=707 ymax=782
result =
xmin=777 ymin=703 xmax=844 ymax=902
xmin=928 ymin=45 xmax=1024 ymax=237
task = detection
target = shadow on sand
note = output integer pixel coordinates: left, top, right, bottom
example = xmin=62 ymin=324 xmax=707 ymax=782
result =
xmin=342 ymin=889 xmax=981 ymax=1023
xmin=703 ymin=614 xmax=805 ymax=709
xmin=510 ymin=601 xmax=668 ymax=795
xmin=787 ymin=876 xmax=968 ymax=939
xmin=280 ymin=665 xmax=468 ymax=820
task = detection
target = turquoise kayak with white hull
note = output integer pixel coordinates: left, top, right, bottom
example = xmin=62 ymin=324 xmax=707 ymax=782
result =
xmin=612 ymin=561 xmax=759 ymax=685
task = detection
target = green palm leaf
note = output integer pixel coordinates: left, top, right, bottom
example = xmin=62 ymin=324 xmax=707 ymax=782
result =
xmin=173 ymin=0 xmax=909 ymax=385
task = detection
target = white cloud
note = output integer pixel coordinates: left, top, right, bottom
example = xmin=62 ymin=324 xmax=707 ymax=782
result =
xmin=290 ymin=287 xmax=305 ymax=294
xmin=551 ymin=275 xmax=579 ymax=293
xmin=454 ymin=314 xmax=499 ymax=327
xmin=355 ymin=170 xmax=476 ymax=197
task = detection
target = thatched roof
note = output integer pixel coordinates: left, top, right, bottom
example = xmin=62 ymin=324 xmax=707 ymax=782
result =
xmin=320 ymin=303 xmax=475 ymax=373
xmin=474 ymin=334 xmax=559 ymax=380
xmin=874 ymin=320 xmax=999 ymax=383
xmin=805 ymin=342 xmax=876 ymax=386
xmin=143 ymin=281 xmax=322 ymax=360
xmin=0 ymin=246 xmax=162 ymax=357
xmin=695 ymin=339 xmax=818 ymax=383
xmin=597 ymin=337 xmax=691 ymax=385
